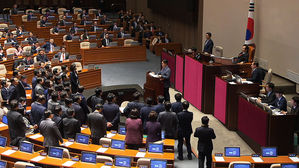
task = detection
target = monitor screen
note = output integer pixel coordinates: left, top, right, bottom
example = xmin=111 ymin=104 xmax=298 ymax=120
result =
xmin=76 ymin=133 xmax=90 ymax=144
xmin=225 ymin=147 xmax=240 ymax=157
xmin=148 ymin=143 xmax=163 ymax=153
xmin=0 ymin=160 xmax=6 ymax=168
xmin=0 ymin=136 xmax=6 ymax=147
xmin=261 ymin=147 xmax=277 ymax=157
xmin=19 ymin=141 xmax=34 ymax=153
xmin=48 ymin=147 xmax=63 ymax=159
xmin=81 ymin=152 xmax=97 ymax=164
xmin=115 ymin=156 xmax=131 ymax=167
xmin=118 ymin=126 xmax=126 ymax=135
xmin=111 ymin=140 xmax=125 ymax=150
xmin=281 ymin=164 xmax=298 ymax=168
xmin=2 ymin=115 xmax=7 ymax=125
xmin=233 ymin=163 xmax=251 ymax=168
xmin=150 ymin=160 xmax=167 ymax=168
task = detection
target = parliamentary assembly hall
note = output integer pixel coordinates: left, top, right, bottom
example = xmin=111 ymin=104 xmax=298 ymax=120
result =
xmin=0 ymin=0 xmax=297 ymax=167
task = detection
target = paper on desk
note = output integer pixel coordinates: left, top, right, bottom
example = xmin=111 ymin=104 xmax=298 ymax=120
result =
xmin=80 ymin=127 xmax=86 ymax=131
xmin=101 ymin=166 xmax=111 ymax=168
xmin=30 ymin=134 xmax=43 ymax=139
xmin=31 ymin=156 xmax=45 ymax=162
xmin=0 ymin=123 xmax=6 ymax=127
xmin=62 ymin=161 xmax=76 ymax=167
xmin=252 ymin=157 xmax=263 ymax=162
xmin=229 ymin=82 xmax=236 ymax=85
xmin=2 ymin=150 xmax=16 ymax=156
xmin=97 ymin=147 xmax=108 ymax=153
xmin=62 ymin=142 xmax=74 ymax=147
xmin=149 ymin=72 xmax=159 ymax=78
xmin=119 ymin=107 xmax=124 ymax=113
xmin=106 ymin=133 xmax=115 ymax=138
xmin=136 ymin=152 xmax=146 ymax=157
xmin=289 ymin=157 xmax=299 ymax=162
xmin=214 ymin=156 xmax=225 ymax=162
xmin=242 ymin=81 xmax=253 ymax=84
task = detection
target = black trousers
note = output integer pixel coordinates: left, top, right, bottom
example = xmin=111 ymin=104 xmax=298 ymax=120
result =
xmin=164 ymin=87 xmax=170 ymax=102
xmin=177 ymin=134 xmax=192 ymax=157
xmin=91 ymin=137 xmax=100 ymax=145
xmin=198 ymin=151 xmax=212 ymax=168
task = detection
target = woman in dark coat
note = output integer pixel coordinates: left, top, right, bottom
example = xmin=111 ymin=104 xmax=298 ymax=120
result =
xmin=70 ymin=63 xmax=79 ymax=93
xmin=125 ymin=109 xmax=143 ymax=150
xmin=145 ymin=111 xmax=161 ymax=145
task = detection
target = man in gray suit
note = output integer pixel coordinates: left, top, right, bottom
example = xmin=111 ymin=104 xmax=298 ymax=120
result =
xmin=157 ymin=59 xmax=171 ymax=101
xmin=39 ymin=110 xmax=63 ymax=150
xmin=157 ymin=101 xmax=178 ymax=139
xmin=54 ymin=47 xmax=69 ymax=62
xmin=34 ymin=77 xmax=45 ymax=96
xmin=87 ymin=104 xmax=107 ymax=145
xmin=7 ymin=100 xmax=26 ymax=146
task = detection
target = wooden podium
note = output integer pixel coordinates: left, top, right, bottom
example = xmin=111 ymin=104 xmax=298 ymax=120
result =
xmin=144 ymin=72 xmax=164 ymax=102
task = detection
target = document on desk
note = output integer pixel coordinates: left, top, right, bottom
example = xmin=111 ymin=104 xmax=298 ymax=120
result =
xmin=149 ymin=72 xmax=159 ymax=78
xmin=214 ymin=156 xmax=225 ymax=162
xmin=80 ymin=127 xmax=86 ymax=131
xmin=106 ymin=133 xmax=115 ymax=138
xmin=97 ymin=147 xmax=108 ymax=153
xmin=0 ymin=123 xmax=6 ymax=127
xmin=63 ymin=141 xmax=74 ymax=147
xmin=101 ymin=166 xmax=112 ymax=168
xmin=2 ymin=150 xmax=16 ymax=156
xmin=31 ymin=156 xmax=45 ymax=162
xmin=289 ymin=157 xmax=299 ymax=162
xmin=136 ymin=152 xmax=146 ymax=157
xmin=30 ymin=134 xmax=43 ymax=139
xmin=62 ymin=161 xmax=76 ymax=167
xmin=229 ymin=82 xmax=236 ymax=85
xmin=252 ymin=157 xmax=263 ymax=162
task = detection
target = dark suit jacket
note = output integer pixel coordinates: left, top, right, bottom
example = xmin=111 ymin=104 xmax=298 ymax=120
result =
xmin=87 ymin=111 xmax=107 ymax=139
xmin=69 ymin=26 xmax=78 ymax=34
xmin=39 ymin=118 xmax=63 ymax=147
xmin=145 ymin=121 xmax=161 ymax=144
xmin=152 ymin=103 xmax=165 ymax=114
xmin=102 ymin=103 xmax=120 ymax=131
xmin=158 ymin=66 xmax=171 ymax=88
xmin=290 ymin=106 xmax=299 ymax=131
xmin=1 ymin=88 xmax=9 ymax=100
xmin=162 ymin=37 xmax=171 ymax=43
xmin=65 ymin=35 xmax=73 ymax=41
xmin=194 ymin=126 xmax=216 ymax=152
xmin=0 ymin=53 xmax=5 ymax=61
xmin=27 ymin=37 xmax=37 ymax=44
xmin=236 ymin=52 xmax=249 ymax=63
xmin=55 ymin=52 xmax=70 ymax=61
xmin=40 ymin=20 xmax=47 ymax=27
xmin=23 ymin=58 xmax=34 ymax=65
xmin=90 ymin=96 xmax=104 ymax=111
xmin=7 ymin=110 xmax=26 ymax=145
xmin=158 ymin=111 xmax=178 ymax=139
xmin=27 ymin=14 xmax=33 ymax=21
xmin=42 ymin=42 xmax=56 ymax=53
xmin=59 ymin=20 xmax=66 ymax=26
xmin=123 ymin=101 xmax=144 ymax=117
xmin=117 ymin=32 xmax=125 ymax=38
xmin=70 ymin=71 xmax=79 ymax=93
xmin=31 ymin=101 xmax=46 ymax=125
xmin=52 ymin=27 xmax=59 ymax=34
xmin=261 ymin=91 xmax=276 ymax=106
xmin=8 ymin=84 xmax=18 ymax=101
xmin=16 ymin=82 xmax=26 ymax=98
xmin=203 ymin=39 xmax=214 ymax=54
xmin=274 ymin=96 xmax=287 ymax=111
xmin=52 ymin=114 xmax=63 ymax=137
xmin=101 ymin=38 xmax=112 ymax=47
xmin=171 ymin=102 xmax=183 ymax=114
xmin=247 ymin=67 xmax=265 ymax=84
xmin=36 ymin=54 xmax=49 ymax=62
xmin=62 ymin=116 xmax=81 ymax=139
xmin=72 ymin=102 xmax=85 ymax=125
xmin=140 ymin=105 xmax=153 ymax=130
xmin=177 ymin=110 xmax=193 ymax=136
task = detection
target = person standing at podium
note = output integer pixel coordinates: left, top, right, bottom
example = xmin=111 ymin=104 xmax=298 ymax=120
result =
xmin=158 ymin=59 xmax=171 ymax=101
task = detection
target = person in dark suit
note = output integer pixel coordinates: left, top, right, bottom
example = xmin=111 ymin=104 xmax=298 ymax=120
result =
xmin=80 ymin=16 xmax=88 ymax=25
xmin=87 ymin=104 xmax=107 ymax=145
xmin=0 ymin=49 xmax=5 ymax=61
xmin=140 ymin=97 xmax=154 ymax=131
xmin=172 ymin=93 xmax=183 ymax=114
xmin=8 ymin=78 xmax=19 ymax=102
xmin=65 ymin=32 xmax=74 ymax=41
xmin=62 ymin=108 xmax=81 ymax=139
xmin=34 ymin=77 xmax=45 ymax=97
xmin=247 ymin=62 xmax=265 ymax=85
xmin=7 ymin=100 xmax=26 ymax=146
xmin=11 ymin=4 xmax=18 ymax=15
xmin=194 ymin=116 xmax=216 ymax=168
xmin=76 ymin=86 xmax=90 ymax=121
xmin=145 ymin=111 xmax=161 ymax=145
xmin=1 ymin=80 xmax=9 ymax=101
xmin=72 ymin=95 xmax=85 ymax=125
xmin=69 ymin=23 xmax=78 ymax=34
xmin=54 ymin=47 xmax=69 ymax=62
xmin=47 ymin=91 xmax=59 ymax=111
xmin=101 ymin=33 xmax=112 ymax=47
xmin=36 ymin=50 xmax=49 ymax=63
xmin=162 ymin=33 xmax=171 ymax=43
xmin=152 ymin=95 xmax=165 ymax=114
xmin=90 ymin=21 xmax=99 ymax=32
xmin=31 ymin=95 xmax=47 ymax=126
xmin=235 ymin=45 xmax=249 ymax=63
xmin=42 ymin=39 xmax=56 ymax=53
xmin=6 ymin=33 xmax=18 ymax=46
xmin=117 ymin=27 xmax=126 ymax=38
xmin=157 ymin=59 xmax=171 ymax=101
xmin=125 ymin=109 xmax=143 ymax=150
xmin=177 ymin=101 xmax=193 ymax=160
xmin=40 ymin=16 xmax=48 ymax=27
xmin=32 ymin=69 xmax=41 ymax=90
xmin=155 ymin=27 xmax=164 ymax=36
xmin=100 ymin=15 xmax=107 ymax=25
xmin=59 ymin=16 xmax=66 ymax=26
xmin=260 ymin=82 xmax=276 ymax=105
xmin=27 ymin=11 xmax=34 ymax=21
xmin=16 ymin=75 xmax=30 ymax=99
xmin=52 ymin=106 xmax=63 ymax=137
xmin=70 ymin=63 xmax=79 ymax=93
xmin=52 ymin=24 xmax=61 ymax=35
xmin=100 ymin=29 xmax=108 ymax=38
xmin=90 ymin=88 xmax=104 ymax=111
xmin=27 ymin=32 xmax=37 ymax=44
xmin=123 ymin=91 xmax=144 ymax=118
xmin=288 ymin=97 xmax=299 ymax=132
xmin=203 ymin=32 xmax=214 ymax=54
xmin=16 ymin=26 xmax=24 ymax=37
xmin=273 ymin=89 xmax=287 ymax=111
xmin=157 ymin=102 xmax=178 ymax=139
xmin=102 ymin=93 xmax=120 ymax=131
xmin=39 ymin=110 xmax=63 ymax=148
xmin=23 ymin=55 xmax=34 ymax=65
xmin=31 ymin=43 xmax=41 ymax=54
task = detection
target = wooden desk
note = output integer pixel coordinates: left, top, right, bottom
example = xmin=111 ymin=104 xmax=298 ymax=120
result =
xmin=81 ymin=127 xmax=175 ymax=148
xmin=238 ymin=95 xmax=295 ymax=155
xmin=80 ymin=45 xmax=147 ymax=65
xmin=212 ymin=155 xmax=299 ymax=168
xmin=78 ymin=69 xmax=102 ymax=89
xmin=10 ymin=15 xmax=22 ymax=27
xmin=65 ymin=41 xmax=81 ymax=55
xmin=151 ymin=43 xmax=182 ymax=57
xmin=214 ymin=77 xmax=260 ymax=130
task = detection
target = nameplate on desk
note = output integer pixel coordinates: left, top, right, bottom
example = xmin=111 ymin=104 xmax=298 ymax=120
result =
xmin=30 ymin=134 xmax=42 ymax=139
xmin=0 ymin=123 xmax=7 ymax=127
xmin=136 ymin=152 xmax=146 ymax=157
xmin=106 ymin=133 xmax=115 ymax=138
xmin=214 ymin=156 xmax=225 ymax=162
xmin=97 ymin=147 xmax=108 ymax=153
xmin=80 ymin=127 xmax=86 ymax=131
xmin=101 ymin=166 xmax=112 ymax=168
xmin=289 ymin=157 xmax=299 ymax=162
xmin=62 ymin=161 xmax=76 ymax=167
xmin=2 ymin=149 xmax=16 ymax=156
xmin=63 ymin=142 xmax=74 ymax=147
xmin=252 ymin=157 xmax=263 ymax=162
xmin=31 ymin=156 xmax=45 ymax=162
